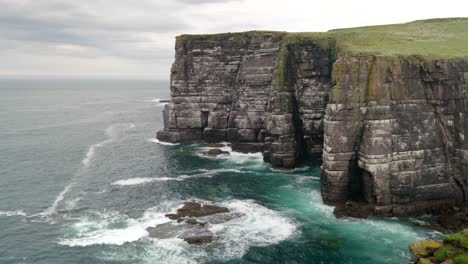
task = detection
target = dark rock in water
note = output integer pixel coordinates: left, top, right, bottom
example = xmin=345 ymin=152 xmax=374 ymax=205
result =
xmin=204 ymin=148 xmax=229 ymax=156
xmin=176 ymin=202 xmax=229 ymax=218
xmin=165 ymin=213 xmax=179 ymax=220
xmin=147 ymin=222 xmax=181 ymax=239
xmin=198 ymin=212 xmax=245 ymax=224
xmin=179 ymin=226 xmax=214 ymax=244
xmin=149 ymin=202 xmax=239 ymax=245
xmin=333 ymin=201 xmax=372 ymax=219
xmin=414 ymin=223 xmax=446 ymax=233
xmin=177 ymin=217 xmax=207 ymax=227
xmin=231 ymin=143 xmax=263 ymax=153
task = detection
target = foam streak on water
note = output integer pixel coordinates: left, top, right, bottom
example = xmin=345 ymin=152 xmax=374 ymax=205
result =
xmin=111 ymin=169 xmax=242 ymax=186
xmin=0 ymin=210 xmax=27 ymax=217
xmin=147 ymin=138 xmax=179 ymax=146
xmin=82 ymin=139 xmax=112 ymax=167
xmin=41 ymin=183 xmax=74 ymax=216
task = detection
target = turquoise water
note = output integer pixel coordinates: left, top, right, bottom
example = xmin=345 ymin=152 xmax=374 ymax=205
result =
xmin=0 ymin=79 xmax=441 ymax=264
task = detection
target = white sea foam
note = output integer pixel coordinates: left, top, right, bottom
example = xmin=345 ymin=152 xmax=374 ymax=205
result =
xmin=295 ymin=175 xmax=320 ymax=183
xmin=0 ymin=210 xmax=27 ymax=217
xmin=147 ymin=138 xmax=179 ymax=146
xmin=195 ymin=143 xmax=263 ymax=164
xmin=111 ymin=169 xmax=242 ymax=186
xmin=58 ymin=202 xmax=178 ymax=247
xmin=111 ymin=177 xmax=173 ymax=186
xmin=141 ymin=98 xmax=168 ymax=107
xmin=59 ymin=199 xmax=297 ymax=263
xmin=82 ymin=139 xmax=112 ymax=167
xmin=83 ymin=123 xmax=136 ymax=167
xmin=40 ymin=184 xmax=74 ymax=216
xmin=209 ymin=199 xmax=298 ymax=259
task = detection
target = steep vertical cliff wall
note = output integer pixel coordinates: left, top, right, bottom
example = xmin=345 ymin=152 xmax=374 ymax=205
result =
xmin=157 ymin=32 xmax=333 ymax=168
xmin=157 ymin=18 xmax=468 ymax=216
xmin=321 ymin=56 xmax=468 ymax=216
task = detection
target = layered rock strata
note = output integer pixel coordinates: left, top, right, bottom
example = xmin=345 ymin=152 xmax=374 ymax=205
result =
xmin=157 ymin=32 xmax=332 ymax=168
xmin=322 ymin=56 xmax=468 ymax=216
xmin=157 ymin=30 xmax=468 ymax=216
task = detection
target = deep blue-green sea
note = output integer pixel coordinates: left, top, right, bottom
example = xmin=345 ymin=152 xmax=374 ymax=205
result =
xmin=0 ymin=79 xmax=441 ymax=264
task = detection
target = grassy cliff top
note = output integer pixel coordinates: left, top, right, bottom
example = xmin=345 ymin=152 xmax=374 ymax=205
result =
xmin=328 ymin=18 xmax=468 ymax=58
xmin=177 ymin=18 xmax=468 ymax=59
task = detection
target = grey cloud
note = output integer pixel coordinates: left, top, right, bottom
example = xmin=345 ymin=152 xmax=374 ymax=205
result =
xmin=0 ymin=0 xmax=190 ymax=63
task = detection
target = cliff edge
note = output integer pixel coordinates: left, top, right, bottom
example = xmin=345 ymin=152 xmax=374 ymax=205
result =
xmin=157 ymin=18 xmax=468 ymax=216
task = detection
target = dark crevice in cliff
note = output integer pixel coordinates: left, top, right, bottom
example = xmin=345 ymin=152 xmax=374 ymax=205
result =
xmin=347 ymin=159 xmax=366 ymax=202
xmin=291 ymin=93 xmax=308 ymax=165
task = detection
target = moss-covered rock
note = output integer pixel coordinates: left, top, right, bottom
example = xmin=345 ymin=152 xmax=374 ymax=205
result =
xmin=411 ymin=229 xmax=468 ymax=264
xmin=410 ymin=241 xmax=443 ymax=259
xmin=444 ymin=230 xmax=468 ymax=249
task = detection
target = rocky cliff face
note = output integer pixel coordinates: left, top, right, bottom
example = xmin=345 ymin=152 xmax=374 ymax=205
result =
xmin=157 ymin=32 xmax=333 ymax=168
xmin=157 ymin=21 xmax=468 ymax=216
xmin=322 ymin=56 xmax=468 ymax=216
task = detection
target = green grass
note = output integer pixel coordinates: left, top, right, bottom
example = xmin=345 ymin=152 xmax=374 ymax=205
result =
xmin=454 ymin=254 xmax=468 ymax=264
xmin=176 ymin=18 xmax=468 ymax=59
xmin=444 ymin=229 xmax=468 ymax=249
xmin=435 ymin=244 xmax=455 ymax=262
xmin=329 ymin=18 xmax=468 ymax=58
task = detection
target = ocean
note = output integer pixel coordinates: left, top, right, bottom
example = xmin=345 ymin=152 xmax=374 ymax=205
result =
xmin=0 ymin=79 xmax=441 ymax=264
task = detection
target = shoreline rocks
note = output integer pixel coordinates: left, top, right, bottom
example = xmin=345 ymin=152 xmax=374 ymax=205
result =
xmin=147 ymin=202 xmax=242 ymax=245
xmin=409 ymin=229 xmax=468 ymax=264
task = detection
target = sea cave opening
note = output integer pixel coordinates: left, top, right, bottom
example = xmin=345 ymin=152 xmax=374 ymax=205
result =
xmin=347 ymin=159 xmax=374 ymax=204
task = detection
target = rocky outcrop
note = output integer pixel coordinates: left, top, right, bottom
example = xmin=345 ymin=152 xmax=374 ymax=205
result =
xmin=147 ymin=202 xmax=243 ymax=245
xmin=409 ymin=229 xmax=468 ymax=264
xmin=157 ymin=22 xmax=468 ymax=216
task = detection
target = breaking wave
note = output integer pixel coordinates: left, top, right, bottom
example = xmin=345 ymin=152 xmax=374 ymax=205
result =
xmin=58 ymin=199 xmax=297 ymax=263
xmin=195 ymin=143 xmax=263 ymax=164
xmin=147 ymin=138 xmax=179 ymax=146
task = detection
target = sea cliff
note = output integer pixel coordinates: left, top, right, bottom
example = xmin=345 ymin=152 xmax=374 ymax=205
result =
xmin=157 ymin=18 xmax=468 ymax=216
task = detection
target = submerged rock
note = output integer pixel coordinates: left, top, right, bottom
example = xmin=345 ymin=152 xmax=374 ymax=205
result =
xmin=179 ymin=227 xmax=214 ymax=244
xmin=204 ymin=148 xmax=229 ymax=156
xmin=148 ymin=202 xmax=241 ymax=245
xmin=333 ymin=201 xmax=372 ymax=219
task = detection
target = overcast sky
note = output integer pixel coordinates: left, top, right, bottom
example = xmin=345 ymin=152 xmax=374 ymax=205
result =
xmin=1 ymin=0 xmax=467 ymax=79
